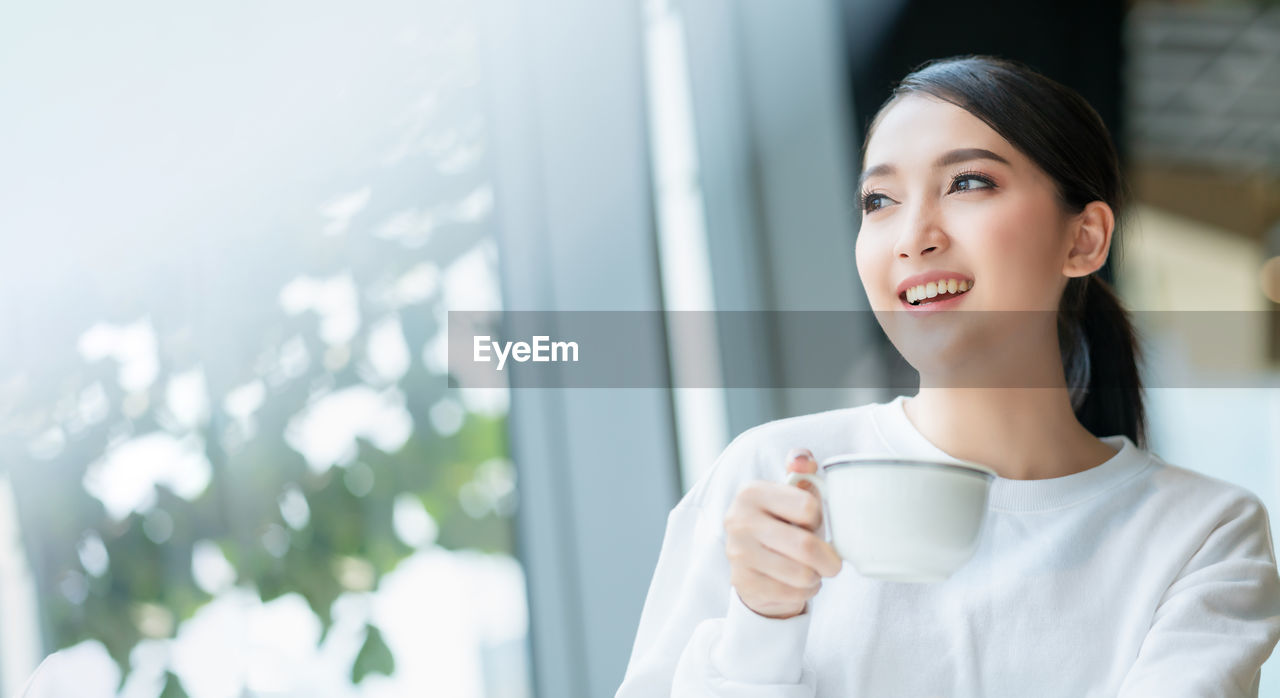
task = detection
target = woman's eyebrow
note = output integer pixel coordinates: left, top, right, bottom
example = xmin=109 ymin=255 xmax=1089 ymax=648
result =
xmin=858 ymin=147 xmax=1011 ymax=189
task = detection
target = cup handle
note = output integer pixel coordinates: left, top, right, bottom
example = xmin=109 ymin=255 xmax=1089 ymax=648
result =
xmin=784 ymin=471 xmax=833 ymax=546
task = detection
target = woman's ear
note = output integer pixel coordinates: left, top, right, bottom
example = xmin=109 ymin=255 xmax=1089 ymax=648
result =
xmin=1062 ymin=200 xmax=1114 ymax=278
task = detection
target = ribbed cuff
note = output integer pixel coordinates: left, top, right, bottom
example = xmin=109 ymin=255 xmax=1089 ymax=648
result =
xmin=711 ymin=587 xmax=812 ymax=685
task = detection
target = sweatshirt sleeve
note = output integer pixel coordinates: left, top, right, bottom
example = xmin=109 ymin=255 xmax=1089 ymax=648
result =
xmin=615 ymin=435 xmax=819 ymax=696
xmin=1118 ymin=493 xmax=1280 ymax=697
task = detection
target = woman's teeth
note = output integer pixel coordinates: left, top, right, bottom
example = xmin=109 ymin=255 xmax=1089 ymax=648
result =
xmin=905 ymin=279 xmax=971 ymax=305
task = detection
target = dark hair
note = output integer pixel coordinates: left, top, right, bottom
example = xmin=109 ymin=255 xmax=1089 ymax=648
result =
xmin=863 ymin=55 xmax=1147 ymax=447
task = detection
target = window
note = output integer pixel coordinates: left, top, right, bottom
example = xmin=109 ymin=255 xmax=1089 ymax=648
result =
xmin=0 ymin=1 xmax=532 ymax=695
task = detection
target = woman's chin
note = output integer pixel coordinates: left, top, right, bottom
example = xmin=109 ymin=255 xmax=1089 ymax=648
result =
xmin=892 ymin=330 xmax=1019 ymax=384
xmin=888 ymin=325 xmax=977 ymax=361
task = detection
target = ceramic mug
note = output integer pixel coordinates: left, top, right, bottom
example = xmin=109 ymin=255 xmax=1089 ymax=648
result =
xmin=786 ymin=454 xmax=997 ymax=583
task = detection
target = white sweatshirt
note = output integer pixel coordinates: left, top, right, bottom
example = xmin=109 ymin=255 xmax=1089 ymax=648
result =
xmin=616 ymin=396 xmax=1280 ymax=697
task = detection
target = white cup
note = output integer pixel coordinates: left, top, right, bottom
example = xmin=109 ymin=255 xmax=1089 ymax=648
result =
xmin=786 ymin=454 xmax=996 ymax=583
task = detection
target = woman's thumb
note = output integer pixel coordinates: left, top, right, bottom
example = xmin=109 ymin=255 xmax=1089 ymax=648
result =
xmin=786 ymin=447 xmax=817 ymax=474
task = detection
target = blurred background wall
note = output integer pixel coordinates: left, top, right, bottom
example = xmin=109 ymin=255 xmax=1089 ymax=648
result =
xmin=0 ymin=0 xmax=1278 ymax=696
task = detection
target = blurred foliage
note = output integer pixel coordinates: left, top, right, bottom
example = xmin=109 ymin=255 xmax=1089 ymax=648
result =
xmin=159 ymin=673 xmax=186 ymax=698
xmin=0 ymin=3 xmax=513 ymax=692
xmin=351 ymin=624 xmax=395 ymax=684
xmin=0 ymin=214 xmax=512 ymax=691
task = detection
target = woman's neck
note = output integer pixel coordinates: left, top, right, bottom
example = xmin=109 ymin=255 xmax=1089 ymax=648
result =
xmin=902 ymin=387 xmax=1117 ymax=481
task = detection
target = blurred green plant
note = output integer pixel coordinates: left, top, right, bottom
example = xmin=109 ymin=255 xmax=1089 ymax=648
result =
xmin=0 ymin=224 xmax=512 ymax=693
xmin=351 ymin=624 xmax=395 ymax=684
xmin=0 ymin=2 xmax=519 ymax=693
xmin=0 ymin=90 xmax=511 ymax=698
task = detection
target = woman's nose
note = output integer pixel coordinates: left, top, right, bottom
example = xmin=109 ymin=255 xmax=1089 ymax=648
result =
xmin=892 ymin=206 xmax=947 ymax=259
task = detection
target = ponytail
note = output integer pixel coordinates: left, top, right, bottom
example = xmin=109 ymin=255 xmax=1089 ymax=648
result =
xmin=1059 ymin=275 xmax=1147 ymax=447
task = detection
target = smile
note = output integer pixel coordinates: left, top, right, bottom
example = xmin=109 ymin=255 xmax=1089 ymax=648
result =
xmin=899 ymin=278 xmax=973 ymax=307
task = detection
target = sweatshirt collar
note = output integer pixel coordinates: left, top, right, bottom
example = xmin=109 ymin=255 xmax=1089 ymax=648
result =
xmin=870 ymin=395 xmax=1153 ymax=512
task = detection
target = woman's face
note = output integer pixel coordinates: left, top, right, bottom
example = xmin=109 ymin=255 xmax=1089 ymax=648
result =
xmin=854 ymin=94 xmax=1079 ymax=379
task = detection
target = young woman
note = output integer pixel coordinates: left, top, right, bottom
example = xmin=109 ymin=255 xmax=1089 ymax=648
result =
xmin=616 ymin=55 xmax=1280 ymax=696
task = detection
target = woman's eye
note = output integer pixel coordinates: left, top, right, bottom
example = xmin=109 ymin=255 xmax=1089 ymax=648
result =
xmin=861 ymin=192 xmax=890 ymax=213
xmin=950 ymin=174 xmax=994 ymax=193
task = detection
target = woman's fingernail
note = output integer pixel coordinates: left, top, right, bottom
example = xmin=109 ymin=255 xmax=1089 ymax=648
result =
xmin=786 ymin=447 xmax=814 ymax=463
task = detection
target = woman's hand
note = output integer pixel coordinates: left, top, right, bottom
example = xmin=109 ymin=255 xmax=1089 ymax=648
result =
xmin=723 ymin=447 xmax=843 ymax=619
